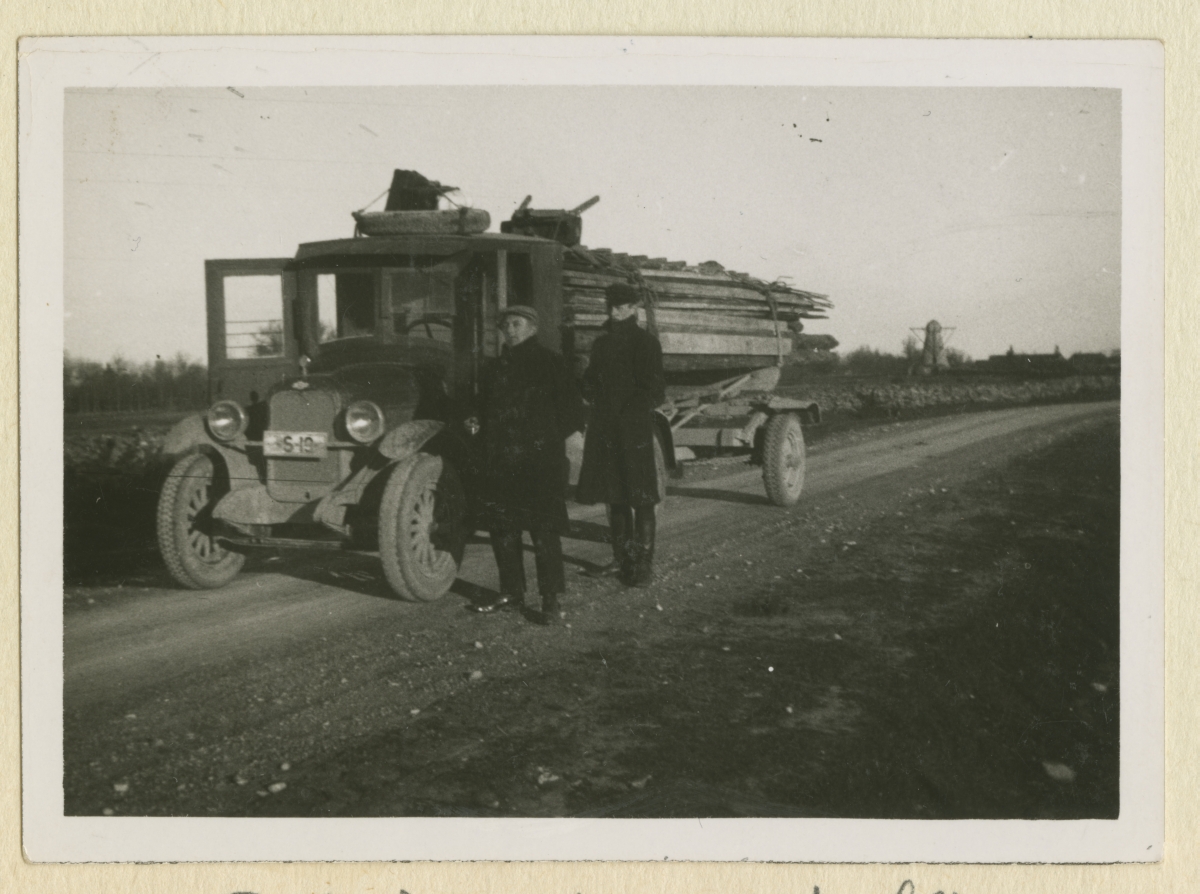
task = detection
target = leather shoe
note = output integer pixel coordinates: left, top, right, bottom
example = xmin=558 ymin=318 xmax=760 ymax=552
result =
xmin=529 ymin=608 xmax=566 ymax=626
xmin=530 ymin=593 xmax=565 ymax=626
xmin=471 ymin=594 xmax=523 ymax=614
xmin=581 ymin=560 xmax=622 ymax=579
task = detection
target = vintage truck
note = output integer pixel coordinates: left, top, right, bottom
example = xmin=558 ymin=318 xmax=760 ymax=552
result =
xmin=158 ymin=191 xmax=823 ymax=601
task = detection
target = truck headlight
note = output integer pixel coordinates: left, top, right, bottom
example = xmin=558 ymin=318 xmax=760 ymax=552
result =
xmin=345 ymin=401 xmax=385 ymax=443
xmin=206 ymin=400 xmax=247 ymax=441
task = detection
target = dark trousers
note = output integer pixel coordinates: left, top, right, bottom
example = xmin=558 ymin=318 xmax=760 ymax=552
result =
xmin=609 ymin=503 xmax=656 ymax=581
xmin=489 ymin=525 xmax=566 ymax=598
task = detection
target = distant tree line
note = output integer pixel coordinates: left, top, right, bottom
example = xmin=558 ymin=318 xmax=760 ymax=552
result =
xmin=834 ymin=336 xmax=972 ymax=377
xmin=64 ymin=353 xmax=209 ymax=414
xmin=834 ymin=338 xmax=1118 ymax=378
xmin=63 ymin=336 xmax=1116 ymax=414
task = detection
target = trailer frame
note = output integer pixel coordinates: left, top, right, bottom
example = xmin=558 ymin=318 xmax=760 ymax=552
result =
xmin=659 ymin=365 xmax=819 ymax=506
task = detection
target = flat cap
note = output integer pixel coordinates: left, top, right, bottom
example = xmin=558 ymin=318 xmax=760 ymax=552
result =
xmin=498 ymin=304 xmax=539 ymax=326
xmin=605 ymin=282 xmax=642 ymax=307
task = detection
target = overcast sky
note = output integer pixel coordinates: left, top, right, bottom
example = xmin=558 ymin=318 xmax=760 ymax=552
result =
xmin=63 ymin=86 xmax=1120 ymax=364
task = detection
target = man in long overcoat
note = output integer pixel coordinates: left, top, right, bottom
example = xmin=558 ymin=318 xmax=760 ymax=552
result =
xmin=473 ymin=305 xmax=585 ymax=623
xmin=576 ymin=282 xmax=666 ymax=587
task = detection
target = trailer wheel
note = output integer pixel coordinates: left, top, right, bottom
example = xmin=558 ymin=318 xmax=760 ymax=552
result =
xmin=156 ymin=452 xmax=245 ymax=589
xmin=378 ymin=453 xmax=467 ymax=602
xmin=762 ymin=413 xmax=806 ymax=507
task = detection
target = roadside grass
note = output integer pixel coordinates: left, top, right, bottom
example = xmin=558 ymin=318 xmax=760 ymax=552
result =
xmin=64 ymin=438 xmax=173 ymax=586
xmin=780 ymin=372 xmax=1119 ymax=422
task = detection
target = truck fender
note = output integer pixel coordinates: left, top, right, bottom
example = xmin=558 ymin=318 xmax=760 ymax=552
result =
xmin=162 ymin=414 xmax=210 ymax=457
xmin=162 ymin=413 xmax=259 ymax=492
xmin=378 ymin=419 xmax=445 ymax=462
xmin=792 ymin=403 xmax=821 ymax=425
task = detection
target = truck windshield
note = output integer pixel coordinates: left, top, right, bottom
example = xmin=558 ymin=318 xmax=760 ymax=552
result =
xmin=312 ymin=260 xmax=460 ymax=346
xmin=391 ymin=267 xmax=456 ymax=345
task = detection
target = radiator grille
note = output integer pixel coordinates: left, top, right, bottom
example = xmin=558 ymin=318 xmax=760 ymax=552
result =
xmin=266 ymin=390 xmax=341 ymax=503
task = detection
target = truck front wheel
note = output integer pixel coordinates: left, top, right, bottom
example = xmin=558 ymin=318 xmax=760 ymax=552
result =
xmin=156 ymin=452 xmax=246 ymax=589
xmin=378 ymin=453 xmax=467 ymax=602
xmin=762 ymin=413 xmax=806 ymax=507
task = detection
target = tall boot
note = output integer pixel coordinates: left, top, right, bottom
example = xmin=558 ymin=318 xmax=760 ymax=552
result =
xmin=474 ymin=527 xmax=526 ymax=613
xmin=535 ymin=591 xmax=562 ymax=626
xmin=609 ymin=503 xmax=636 ymax=586
xmin=582 ymin=506 xmax=623 ymax=579
xmin=530 ymin=526 xmax=566 ymax=598
xmin=631 ymin=506 xmax=657 ymax=588
xmin=531 ymin=526 xmax=566 ymax=625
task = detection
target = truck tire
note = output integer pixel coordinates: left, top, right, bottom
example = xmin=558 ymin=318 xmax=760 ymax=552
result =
xmin=156 ymin=452 xmax=246 ymax=589
xmin=762 ymin=413 xmax=806 ymax=507
xmin=378 ymin=453 xmax=467 ymax=602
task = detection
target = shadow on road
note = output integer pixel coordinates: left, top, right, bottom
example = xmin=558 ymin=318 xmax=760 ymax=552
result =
xmin=268 ymin=565 xmax=397 ymax=600
xmin=666 ymin=485 xmax=771 ymax=506
xmin=565 ymin=519 xmax=612 ymax=544
xmin=449 ymin=578 xmax=501 ymax=609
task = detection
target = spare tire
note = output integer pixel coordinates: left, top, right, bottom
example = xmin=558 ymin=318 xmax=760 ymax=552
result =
xmin=353 ymin=208 xmax=490 ymax=236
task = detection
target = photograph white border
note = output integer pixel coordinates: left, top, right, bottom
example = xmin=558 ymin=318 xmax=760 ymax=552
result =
xmin=19 ymin=35 xmax=1164 ymax=864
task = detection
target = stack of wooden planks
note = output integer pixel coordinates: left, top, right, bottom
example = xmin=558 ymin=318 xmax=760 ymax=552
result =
xmin=560 ymin=245 xmax=834 ymax=377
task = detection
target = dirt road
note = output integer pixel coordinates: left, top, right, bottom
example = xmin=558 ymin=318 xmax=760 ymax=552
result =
xmin=64 ymin=401 xmax=1120 ymax=818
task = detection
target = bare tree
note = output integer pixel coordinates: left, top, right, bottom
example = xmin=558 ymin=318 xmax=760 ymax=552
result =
xmin=254 ymin=320 xmax=285 ymax=357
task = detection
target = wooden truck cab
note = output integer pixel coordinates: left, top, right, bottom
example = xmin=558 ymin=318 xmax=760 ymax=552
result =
xmin=204 ymin=233 xmax=565 ymax=408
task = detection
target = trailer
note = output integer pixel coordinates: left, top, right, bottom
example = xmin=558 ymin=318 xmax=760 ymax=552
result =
xmin=501 ymin=191 xmax=830 ymax=507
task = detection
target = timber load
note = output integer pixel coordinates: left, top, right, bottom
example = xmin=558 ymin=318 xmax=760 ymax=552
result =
xmin=500 ymin=193 xmax=833 ymax=381
xmin=353 ymin=175 xmax=838 ymax=384
xmin=557 ymin=244 xmax=835 ymax=382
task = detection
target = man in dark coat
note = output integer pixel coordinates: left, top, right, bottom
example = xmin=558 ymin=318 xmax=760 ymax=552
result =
xmin=473 ymin=305 xmax=585 ymax=623
xmin=576 ymin=282 xmax=666 ymax=587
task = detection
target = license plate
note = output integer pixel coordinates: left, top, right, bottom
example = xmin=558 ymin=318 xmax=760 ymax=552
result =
xmin=263 ymin=431 xmax=328 ymax=459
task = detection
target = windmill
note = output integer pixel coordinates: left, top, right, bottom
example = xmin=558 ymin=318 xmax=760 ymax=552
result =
xmin=909 ymin=320 xmax=956 ymax=375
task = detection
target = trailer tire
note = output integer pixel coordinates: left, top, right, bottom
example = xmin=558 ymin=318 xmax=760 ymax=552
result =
xmin=378 ymin=453 xmax=467 ymax=602
xmin=762 ymin=413 xmax=806 ymax=507
xmin=156 ymin=452 xmax=246 ymax=589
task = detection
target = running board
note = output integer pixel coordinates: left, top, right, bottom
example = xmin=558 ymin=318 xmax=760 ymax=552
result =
xmin=218 ymin=535 xmax=355 ymax=551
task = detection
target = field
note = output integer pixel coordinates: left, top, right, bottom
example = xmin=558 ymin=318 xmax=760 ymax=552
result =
xmin=778 ymin=372 xmax=1119 ymax=417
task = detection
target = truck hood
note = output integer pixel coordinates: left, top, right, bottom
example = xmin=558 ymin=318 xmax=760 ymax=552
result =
xmin=308 ymin=336 xmax=452 ymax=374
xmin=270 ymin=361 xmax=452 ymax=431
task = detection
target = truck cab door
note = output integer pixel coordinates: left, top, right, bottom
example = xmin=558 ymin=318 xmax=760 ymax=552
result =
xmin=205 ymin=258 xmax=299 ymax=407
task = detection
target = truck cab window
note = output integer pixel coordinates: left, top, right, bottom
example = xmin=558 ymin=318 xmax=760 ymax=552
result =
xmin=507 ymin=252 xmax=534 ymax=305
xmin=328 ymin=270 xmax=369 ymax=340
xmin=315 ymin=274 xmax=339 ymax=342
xmin=223 ymin=274 xmax=285 ymax=359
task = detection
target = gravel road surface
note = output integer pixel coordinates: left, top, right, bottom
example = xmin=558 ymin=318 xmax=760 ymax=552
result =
xmin=63 ymin=401 xmax=1119 ymax=818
